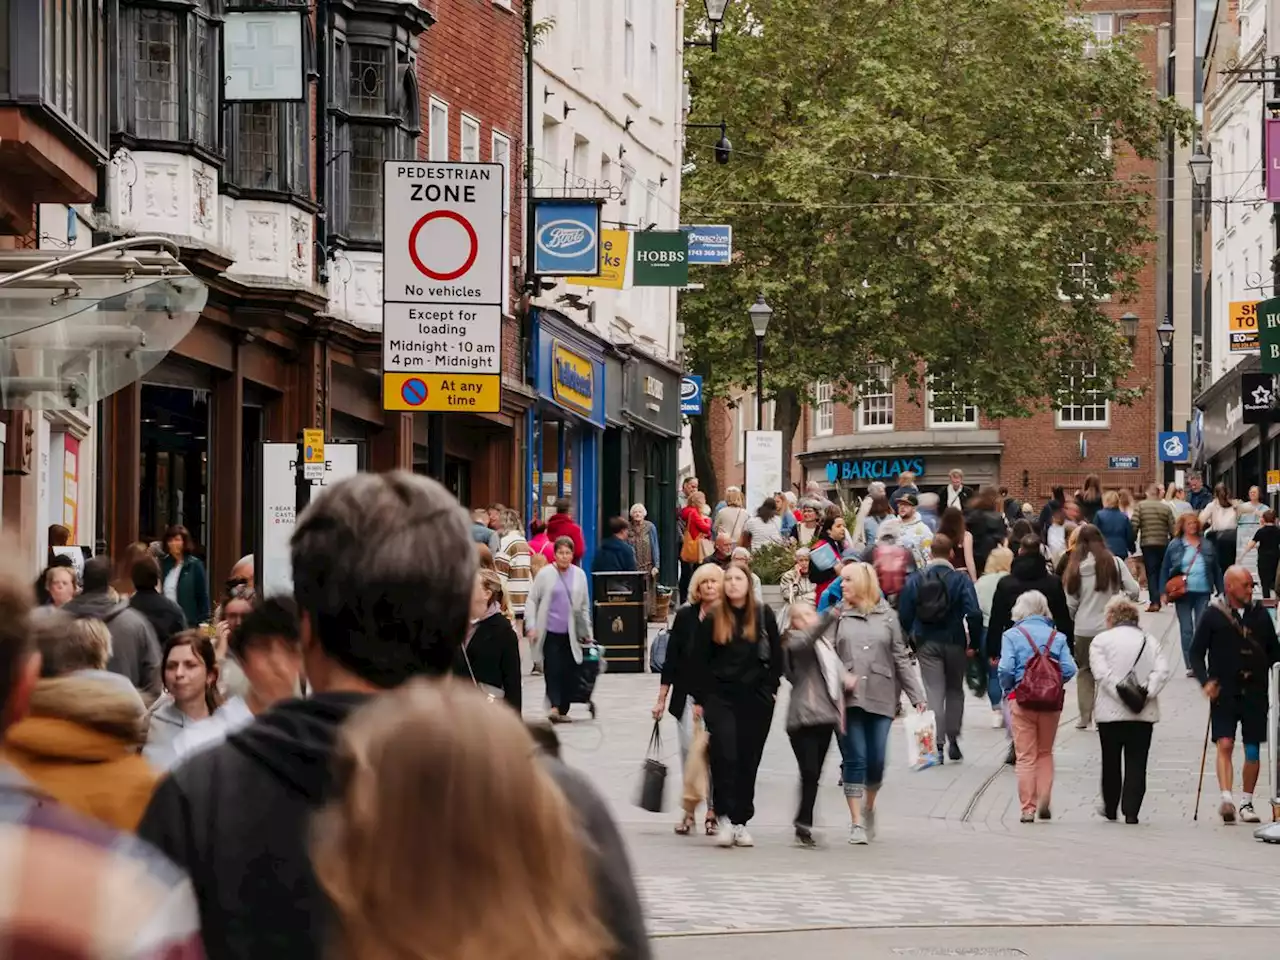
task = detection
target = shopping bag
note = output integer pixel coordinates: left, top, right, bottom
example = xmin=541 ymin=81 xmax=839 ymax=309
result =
xmin=682 ymin=715 xmax=709 ymax=809
xmin=636 ymin=720 xmax=668 ymax=812
xmin=904 ymin=709 xmax=940 ymax=771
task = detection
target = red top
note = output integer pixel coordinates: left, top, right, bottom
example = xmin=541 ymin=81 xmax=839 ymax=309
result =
xmin=681 ymin=505 xmax=711 ymax=539
xmin=545 ymin=512 xmax=586 ymax=562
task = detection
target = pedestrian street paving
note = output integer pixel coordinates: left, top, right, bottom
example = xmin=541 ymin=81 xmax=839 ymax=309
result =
xmin=528 ymin=608 xmax=1280 ymax=936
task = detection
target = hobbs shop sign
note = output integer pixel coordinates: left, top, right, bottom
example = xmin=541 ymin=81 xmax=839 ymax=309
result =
xmin=632 ymin=230 xmax=689 ymax=287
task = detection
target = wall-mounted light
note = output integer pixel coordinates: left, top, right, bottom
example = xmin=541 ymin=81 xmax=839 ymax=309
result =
xmin=1119 ymin=311 xmax=1139 ymax=355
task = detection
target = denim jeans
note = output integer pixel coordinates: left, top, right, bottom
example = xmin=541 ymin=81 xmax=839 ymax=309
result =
xmin=987 ymin=658 xmax=1003 ymax=709
xmin=1174 ymin=592 xmax=1211 ymax=669
xmin=836 ymin=706 xmax=894 ymax=797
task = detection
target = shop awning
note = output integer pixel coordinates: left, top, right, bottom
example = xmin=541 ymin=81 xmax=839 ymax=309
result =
xmin=0 ymin=237 xmax=208 ymax=411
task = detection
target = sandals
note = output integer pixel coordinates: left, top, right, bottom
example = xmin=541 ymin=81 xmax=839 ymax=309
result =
xmin=704 ymin=813 xmax=718 ymax=836
xmin=674 ymin=813 xmax=696 ymax=836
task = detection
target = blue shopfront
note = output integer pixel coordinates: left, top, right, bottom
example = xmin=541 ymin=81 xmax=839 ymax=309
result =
xmin=526 ymin=309 xmax=609 ymax=572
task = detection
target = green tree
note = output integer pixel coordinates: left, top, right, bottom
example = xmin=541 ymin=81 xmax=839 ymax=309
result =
xmin=680 ymin=0 xmax=1193 ymax=501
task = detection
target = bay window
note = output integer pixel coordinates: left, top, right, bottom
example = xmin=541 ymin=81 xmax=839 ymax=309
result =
xmin=115 ymin=0 xmax=221 ymax=156
xmin=327 ymin=6 xmax=428 ymax=247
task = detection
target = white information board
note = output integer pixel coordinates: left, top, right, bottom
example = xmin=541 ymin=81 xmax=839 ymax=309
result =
xmin=743 ymin=430 xmax=784 ymax=516
xmin=258 ymin=442 xmax=360 ymax=599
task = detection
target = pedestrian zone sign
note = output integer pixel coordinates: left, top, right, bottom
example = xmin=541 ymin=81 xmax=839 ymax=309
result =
xmin=381 ymin=162 xmax=504 ymax=413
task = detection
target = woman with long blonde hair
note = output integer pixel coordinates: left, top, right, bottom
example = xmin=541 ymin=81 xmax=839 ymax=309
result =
xmin=314 ymin=680 xmax=614 ymax=960
xmin=688 ymin=560 xmax=782 ymax=847
xmin=814 ymin=562 xmax=926 ymax=844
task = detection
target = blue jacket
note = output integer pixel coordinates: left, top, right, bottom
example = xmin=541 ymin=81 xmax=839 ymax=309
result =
xmin=898 ymin=560 xmax=982 ymax=648
xmin=1159 ymin=536 xmax=1223 ymax=597
xmin=818 ymin=577 xmax=843 ymax=613
xmin=1187 ymin=487 xmax=1212 ymax=511
xmin=998 ymin=614 xmax=1078 ymax=694
xmin=780 ymin=510 xmax=797 ymax=537
xmin=1093 ymin=507 xmax=1134 ymax=558
xmin=591 ymin=537 xmax=637 ymax=574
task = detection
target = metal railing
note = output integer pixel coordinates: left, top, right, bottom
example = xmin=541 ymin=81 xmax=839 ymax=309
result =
xmin=0 ymin=236 xmax=184 ymax=290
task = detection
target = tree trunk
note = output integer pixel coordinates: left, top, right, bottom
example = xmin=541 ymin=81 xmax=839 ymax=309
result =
xmin=773 ymin=386 xmax=802 ymax=495
xmin=690 ymin=412 xmax=721 ymax=507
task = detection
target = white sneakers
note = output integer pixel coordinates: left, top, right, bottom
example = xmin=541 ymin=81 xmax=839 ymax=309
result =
xmin=715 ymin=820 xmax=755 ymax=847
xmin=1239 ymin=803 xmax=1261 ymax=824
xmin=716 ymin=818 xmax=734 ymax=847
xmin=991 ymin=711 xmax=1004 ymax=729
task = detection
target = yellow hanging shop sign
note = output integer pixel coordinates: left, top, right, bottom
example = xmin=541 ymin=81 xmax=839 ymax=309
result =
xmin=1230 ymin=300 xmax=1261 ymax=354
xmin=564 ymin=229 xmax=629 ymax=289
xmin=551 ymin=342 xmax=595 ymax=416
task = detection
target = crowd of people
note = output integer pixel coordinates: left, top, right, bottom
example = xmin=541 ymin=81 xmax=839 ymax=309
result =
xmin=656 ymin=468 xmax=1280 ymax=844
xmin=2 ymin=473 xmax=650 ymax=959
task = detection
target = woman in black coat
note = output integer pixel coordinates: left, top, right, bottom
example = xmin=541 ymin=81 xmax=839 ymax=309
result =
xmin=454 ymin=569 xmax=522 ymax=711
xmin=652 ymin=563 xmax=724 ymax=835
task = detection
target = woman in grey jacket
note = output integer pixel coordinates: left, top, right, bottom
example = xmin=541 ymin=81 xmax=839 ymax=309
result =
xmin=816 ymin=562 xmax=927 ymax=845
xmin=782 ymin=601 xmax=849 ymax=846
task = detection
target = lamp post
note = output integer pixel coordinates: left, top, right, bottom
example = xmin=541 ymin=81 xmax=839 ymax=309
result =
xmin=685 ymin=0 xmax=732 ymax=52
xmin=1157 ymin=316 xmax=1176 ymax=483
xmin=1188 ymin=147 xmax=1212 ymax=193
xmin=748 ymin=293 xmax=773 ymax=429
xmin=1119 ymin=311 xmax=1139 ymax=357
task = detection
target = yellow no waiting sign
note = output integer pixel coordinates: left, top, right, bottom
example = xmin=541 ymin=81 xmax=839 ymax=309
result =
xmin=1230 ymin=300 xmax=1261 ymax=354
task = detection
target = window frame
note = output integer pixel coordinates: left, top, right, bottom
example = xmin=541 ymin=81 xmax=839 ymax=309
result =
xmin=813 ymin=380 xmax=834 ymax=436
xmin=113 ymin=0 xmax=222 ymax=162
xmin=1055 ymin=361 xmax=1111 ymax=428
xmin=857 ymin=363 xmax=895 ymax=432
xmin=428 ymin=97 xmax=449 ymax=160
xmin=926 ymin=375 xmax=979 ymax=429
xmin=460 ymin=112 xmax=480 ymax=163
xmin=623 ymin=0 xmax=635 ymax=82
xmin=492 ymin=129 xmax=512 ymax=312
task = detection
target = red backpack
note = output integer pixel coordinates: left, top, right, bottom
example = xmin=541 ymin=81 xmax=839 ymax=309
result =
xmin=1013 ymin=626 xmax=1065 ymax=711
xmin=871 ymin=544 xmax=910 ymax=598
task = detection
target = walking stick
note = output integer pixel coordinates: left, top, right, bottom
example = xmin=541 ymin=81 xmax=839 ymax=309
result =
xmin=1193 ymin=708 xmax=1211 ymax=822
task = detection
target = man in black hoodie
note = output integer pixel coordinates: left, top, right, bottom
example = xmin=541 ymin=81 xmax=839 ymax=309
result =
xmin=986 ymin=535 xmax=1074 ymax=656
xmin=138 ymin=471 xmax=650 ymax=960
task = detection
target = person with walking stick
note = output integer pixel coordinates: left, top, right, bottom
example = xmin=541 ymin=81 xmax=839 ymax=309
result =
xmin=1189 ymin=566 xmax=1280 ymax=824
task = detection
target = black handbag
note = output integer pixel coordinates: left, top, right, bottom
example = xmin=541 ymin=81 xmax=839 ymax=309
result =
xmin=1115 ymin=635 xmax=1150 ymax=714
xmin=636 ymin=720 xmax=667 ymax=813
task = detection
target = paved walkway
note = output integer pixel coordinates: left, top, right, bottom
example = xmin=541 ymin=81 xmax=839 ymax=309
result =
xmin=524 ymin=607 xmax=1280 ymax=938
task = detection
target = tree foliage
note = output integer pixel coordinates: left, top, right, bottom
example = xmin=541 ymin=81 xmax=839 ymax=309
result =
xmin=679 ymin=0 xmax=1194 ymax=496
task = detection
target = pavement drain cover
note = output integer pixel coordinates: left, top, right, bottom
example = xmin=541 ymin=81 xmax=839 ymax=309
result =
xmin=891 ymin=951 xmax=1027 ymax=958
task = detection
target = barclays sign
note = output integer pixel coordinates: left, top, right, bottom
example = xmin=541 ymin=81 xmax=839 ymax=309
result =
xmin=826 ymin=457 xmax=926 ymax=482
xmin=532 ymin=201 xmax=602 ymax=276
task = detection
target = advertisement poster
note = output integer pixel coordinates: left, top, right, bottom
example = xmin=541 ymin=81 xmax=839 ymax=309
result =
xmin=565 ymin=229 xmax=629 ymax=289
xmin=743 ymin=430 xmax=784 ymax=516
xmin=1229 ymin=300 xmax=1261 ymax=354
xmin=62 ymin=436 xmax=80 ymax=543
xmin=259 ymin=442 xmax=360 ymax=598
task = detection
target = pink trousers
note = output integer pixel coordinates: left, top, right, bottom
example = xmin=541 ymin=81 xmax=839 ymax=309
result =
xmin=1010 ymin=702 xmax=1060 ymax=814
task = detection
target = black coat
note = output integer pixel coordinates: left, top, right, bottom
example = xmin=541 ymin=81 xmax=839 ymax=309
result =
xmin=662 ymin=603 xmax=703 ymax=720
xmin=966 ymin=509 xmax=1008 ymax=578
xmin=687 ymin=602 xmax=783 ymax=704
xmin=130 ymin=589 xmax=188 ymax=643
xmin=138 ymin=694 xmax=651 ymax=960
xmin=453 ymin=612 xmax=523 ymax=710
xmin=1190 ymin=600 xmax=1280 ymax=698
xmin=986 ymin=553 xmax=1074 ymax=659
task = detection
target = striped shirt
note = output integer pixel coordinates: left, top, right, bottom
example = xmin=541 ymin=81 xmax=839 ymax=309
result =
xmin=495 ymin=532 xmax=533 ymax=617
xmin=0 ymin=764 xmax=203 ymax=958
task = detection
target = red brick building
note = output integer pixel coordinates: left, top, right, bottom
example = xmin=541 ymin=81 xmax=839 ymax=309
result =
xmin=707 ymin=3 xmax=1167 ymax=508
xmin=418 ymin=0 xmax=529 ymax=508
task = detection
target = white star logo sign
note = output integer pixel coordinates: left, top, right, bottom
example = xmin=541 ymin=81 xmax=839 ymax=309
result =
xmin=1252 ymin=385 xmax=1273 ymax=407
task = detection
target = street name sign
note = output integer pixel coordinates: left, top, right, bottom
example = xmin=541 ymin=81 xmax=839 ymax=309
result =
xmin=381 ymin=162 xmax=504 ymax=412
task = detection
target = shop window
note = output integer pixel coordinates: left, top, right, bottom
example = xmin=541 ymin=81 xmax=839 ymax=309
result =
xmin=858 ymin=363 xmax=894 ymax=431
xmin=115 ymin=0 xmax=221 ymax=156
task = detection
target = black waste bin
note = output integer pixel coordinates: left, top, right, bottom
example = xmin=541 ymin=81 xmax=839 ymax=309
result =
xmin=592 ymin=571 xmax=646 ymax=673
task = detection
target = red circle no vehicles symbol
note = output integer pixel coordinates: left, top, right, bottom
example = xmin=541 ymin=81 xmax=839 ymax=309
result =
xmin=408 ymin=211 xmax=478 ymax=281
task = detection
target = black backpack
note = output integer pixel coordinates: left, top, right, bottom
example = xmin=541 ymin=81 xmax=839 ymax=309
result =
xmin=915 ymin=566 xmax=954 ymax=625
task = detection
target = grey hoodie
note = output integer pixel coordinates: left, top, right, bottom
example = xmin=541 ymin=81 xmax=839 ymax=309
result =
xmin=1065 ymin=554 xmax=1141 ymax=639
xmin=63 ymin=591 xmax=162 ymax=699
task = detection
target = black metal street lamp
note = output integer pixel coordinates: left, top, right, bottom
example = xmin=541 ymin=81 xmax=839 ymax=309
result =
xmin=1188 ymin=148 xmax=1212 ymax=192
xmin=749 ymin=293 xmax=773 ymax=429
xmin=1158 ymin=316 xmax=1176 ymax=482
xmin=685 ymin=0 xmax=732 ymax=52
